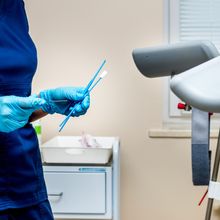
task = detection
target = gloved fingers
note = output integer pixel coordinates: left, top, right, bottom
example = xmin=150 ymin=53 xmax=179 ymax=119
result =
xmin=45 ymin=87 xmax=85 ymax=101
xmin=0 ymin=95 xmax=43 ymax=119
xmin=1 ymin=119 xmax=15 ymax=133
xmin=69 ymin=105 xmax=79 ymax=116
xmin=0 ymin=96 xmax=34 ymax=133
xmin=75 ymin=110 xmax=87 ymax=117
xmin=15 ymin=95 xmax=46 ymax=110
xmin=81 ymin=95 xmax=90 ymax=111
xmin=64 ymin=87 xmax=87 ymax=102
xmin=69 ymin=95 xmax=90 ymax=111
xmin=70 ymin=108 xmax=87 ymax=117
xmin=3 ymin=118 xmax=26 ymax=133
xmin=69 ymin=101 xmax=88 ymax=117
xmin=39 ymin=87 xmax=90 ymax=115
xmin=7 ymin=111 xmax=29 ymax=124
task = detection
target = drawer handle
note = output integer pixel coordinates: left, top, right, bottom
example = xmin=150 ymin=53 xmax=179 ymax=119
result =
xmin=48 ymin=192 xmax=63 ymax=197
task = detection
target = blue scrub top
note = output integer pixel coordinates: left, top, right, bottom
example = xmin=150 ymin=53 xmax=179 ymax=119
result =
xmin=0 ymin=0 xmax=48 ymax=210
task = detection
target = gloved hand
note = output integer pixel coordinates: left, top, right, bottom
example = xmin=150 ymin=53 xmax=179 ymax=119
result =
xmin=39 ymin=87 xmax=90 ymax=117
xmin=0 ymin=95 xmax=46 ymax=133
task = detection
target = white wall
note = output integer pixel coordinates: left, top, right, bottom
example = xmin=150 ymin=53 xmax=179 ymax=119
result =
xmin=26 ymin=0 xmax=220 ymax=219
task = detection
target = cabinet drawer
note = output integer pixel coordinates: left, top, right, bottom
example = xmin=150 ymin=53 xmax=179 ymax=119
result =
xmin=44 ymin=172 xmax=106 ymax=214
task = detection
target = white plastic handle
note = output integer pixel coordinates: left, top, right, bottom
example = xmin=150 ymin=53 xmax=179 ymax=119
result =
xmin=65 ymin=149 xmax=85 ymax=155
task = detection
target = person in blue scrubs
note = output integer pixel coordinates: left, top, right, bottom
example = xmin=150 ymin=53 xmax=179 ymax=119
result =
xmin=0 ymin=0 xmax=90 ymax=219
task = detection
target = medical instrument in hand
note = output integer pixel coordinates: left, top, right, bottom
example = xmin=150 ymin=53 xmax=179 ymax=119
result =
xmin=58 ymin=59 xmax=106 ymax=129
xmin=47 ymin=60 xmax=106 ymax=105
xmin=84 ymin=60 xmax=107 ymax=93
xmin=132 ymin=41 xmax=220 ymax=220
xmin=59 ymin=60 xmax=107 ymax=132
xmin=40 ymin=87 xmax=89 ymax=116
xmin=59 ymin=70 xmax=108 ymax=132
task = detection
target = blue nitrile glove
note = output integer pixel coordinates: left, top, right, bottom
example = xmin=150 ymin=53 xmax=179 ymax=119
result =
xmin=0 ymin=95 xmax=46 ymax=133
xmin=39 ymin=87 xmax=90 ymax=117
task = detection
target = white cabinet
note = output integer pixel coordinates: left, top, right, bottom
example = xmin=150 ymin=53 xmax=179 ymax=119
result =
xmin=45 ymin=171 xmax=107 ymax=214
xmin=43 ymin=137 xmax=120 ymax=220
xmin=44 ymin=166 xmax=113 ymax=219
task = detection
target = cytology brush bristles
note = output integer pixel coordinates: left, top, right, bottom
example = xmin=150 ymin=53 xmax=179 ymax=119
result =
xmin=59 ymin=70 xmax=108 ymax=132
xmin=88 ymin=70 xmax=108 ymax=92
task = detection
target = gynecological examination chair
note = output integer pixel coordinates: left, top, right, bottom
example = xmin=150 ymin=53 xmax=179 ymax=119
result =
xmin=132 ymin=41 xmax=220 ymax=220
